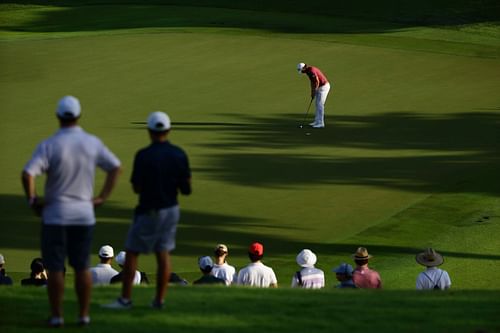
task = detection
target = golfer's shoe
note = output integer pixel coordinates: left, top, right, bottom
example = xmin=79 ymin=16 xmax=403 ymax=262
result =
xmin=312 ymin=124 xmax=325 ymax=128
xmin=77 ymin=316 xmax=90 ymax=327
xmin=151 ymin=299 xmax=164 ymax=310
xmin=102 ymin=298 xmax=132 ymax=310
xmin=47 ymin=316 xmax=64 ymax=328
xmin=309 ymin=122 xmax=317 ymax=126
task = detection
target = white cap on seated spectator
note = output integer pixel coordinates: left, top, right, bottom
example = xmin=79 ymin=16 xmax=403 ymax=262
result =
xmin=98 ymin=245 xmax=114 ymax=258
xmin=56 ymin=95 xmax=81 ymax=119
xmin=147 ymin=111 xmax=171 ymax=132
xmin=0 ymin=254 xmax=4 ymax=265
xmin=115 ymin=251 xmax=126 ymax=266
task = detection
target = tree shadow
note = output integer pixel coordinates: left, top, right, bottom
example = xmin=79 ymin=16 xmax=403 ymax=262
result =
xmin=2 ymin=194 xmax=500 ymax=261
xmin=168 ymin=111 xmax=500 ymax=194
xmin=3 ymin=1 xmax=500 ymax=35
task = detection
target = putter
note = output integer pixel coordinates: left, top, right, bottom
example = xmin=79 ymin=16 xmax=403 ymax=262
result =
xmin=298 ymin=97 xmax=313 ymax=128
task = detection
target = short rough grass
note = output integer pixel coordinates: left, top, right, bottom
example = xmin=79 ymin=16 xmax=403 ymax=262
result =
xmin=1 ymin=286 xmax=500 ymax=333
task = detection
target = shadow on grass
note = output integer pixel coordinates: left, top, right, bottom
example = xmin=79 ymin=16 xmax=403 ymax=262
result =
xmin=2 ymin=194 xmax=500 ymax=261
xmin=3 ymin=1 xmax=500 ymax=35
xmin=170 ymin=111 xmax=500 ymax=194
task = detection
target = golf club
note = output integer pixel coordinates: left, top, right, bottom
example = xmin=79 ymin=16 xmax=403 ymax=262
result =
xmin=298 ymin=97 xmax=313 ymax=129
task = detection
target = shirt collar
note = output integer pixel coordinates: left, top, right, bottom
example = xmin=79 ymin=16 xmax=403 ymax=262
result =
xmin=58 ymin=125 xmax=82 ymax=133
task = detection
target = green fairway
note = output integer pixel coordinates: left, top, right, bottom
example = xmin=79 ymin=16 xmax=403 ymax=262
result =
xmin=1 ymin=1 xmax=500 ymax=330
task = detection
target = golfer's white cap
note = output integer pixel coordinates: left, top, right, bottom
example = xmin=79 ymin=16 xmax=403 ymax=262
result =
xmin=147 ymin=111 xmax=171 ymax=132
xmin=297 ymin=62 xmax=306 ymax=73
xmin=0 ymin=254 xmax=5 ymax=265
xmin=98 ymin=245 xmax=114 ymax=258
xmin=56 ymin=95 xmax=81 ymax=119
xmin=115 ymin=251 xmax=126 ymax=266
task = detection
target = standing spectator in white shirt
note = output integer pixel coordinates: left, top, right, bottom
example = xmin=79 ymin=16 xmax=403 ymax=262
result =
xmin=291 ymin=249 xmax=325 ymax=289
xmin=212 ymin=244 xmax=236 ymax=286
xmin=416 ymin=248 xmax=451 ymax=290
xmin=90 ymin=245 xmax=119 ymax=286
xmin=237 ymin=242 xmax=278 ymax=288
xmin=22 ymin=96 xmax=121 ymax=327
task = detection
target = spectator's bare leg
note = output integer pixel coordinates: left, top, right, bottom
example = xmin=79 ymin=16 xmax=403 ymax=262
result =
xmin=154 ymin=250 xmax=170 ymax=304
xmin=122 ymin=251 xmax=138 ymax=300
xmin=47 ymin=271 xmax=65 ymax=318
xmin=74 ymin=269 xmax=91 ymax=318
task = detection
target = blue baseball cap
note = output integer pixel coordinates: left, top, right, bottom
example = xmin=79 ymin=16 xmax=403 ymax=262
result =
xmin=332 ymin=263 xmax=354 ymax=276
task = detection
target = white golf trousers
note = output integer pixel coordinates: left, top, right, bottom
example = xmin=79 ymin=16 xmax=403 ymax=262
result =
xmin=314 ymin=82 xmax=330 ymax=126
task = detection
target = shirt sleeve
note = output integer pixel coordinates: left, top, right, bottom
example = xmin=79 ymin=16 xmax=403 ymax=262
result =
xmin=96 ymin=143 xmax=121 ymax=171
xmin=176 ymin=150 xmax=192 ymax=194
xmin=443 ymin=271 xmax=451 ymax=288
xmin=130 ymin=151 xmax=142 ymax=186
xmin=23 ymin=142 xmax=49 ymax=176
xmin=270 ymin=268 xmax=278 ymax=285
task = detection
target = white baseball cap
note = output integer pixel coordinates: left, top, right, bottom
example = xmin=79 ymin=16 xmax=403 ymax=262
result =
xmin=0 ymin=254 xmax=5 ymax=265
xmin=198 ymin=256 xmax=214 ymax=270
xmin=98 ymin=245 xmax=114 ymax=258
xmin=115 ymin=251 xmax=126 ymax=266
xmin=296 ymin=249 xmax=317 ymax=268
xmin=147 ymin=111 xmax=171 ymax=132
xmin=297 ymin=62 xmax=306 ymax=73
xmin=56 ymin=95 xmax=81 ymax=119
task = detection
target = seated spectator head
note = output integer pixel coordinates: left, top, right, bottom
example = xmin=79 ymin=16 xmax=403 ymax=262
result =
xmin=30 ymin=258 xmax=46 ymax=279
xmin=296 ymin=249 xmax=317 ymax=268
xmin=214 ymin=244 xmax=229 ymax=259
xmin=115 ymin=251 xmax=126 ymax=268
xmin=248 ymin=242 xmax=264 ymax=262
xmin=98 ymin=245 xmax=114 ymax=263
xmin=352 ymin=247 xmax=372 ymax=267
xmin=416 ymin=248 xmax=444 ymax=268
xmin=332 ymin=263 xmax=354 ymax=282
xmin=198 ymin=256 xmax=214 ymax=275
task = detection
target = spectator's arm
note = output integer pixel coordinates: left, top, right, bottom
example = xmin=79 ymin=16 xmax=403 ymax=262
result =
xmin=22 ymin=171 xmax=43 ymax=216
xmin=21 ymin=171 xmax=36 ymax=201
xmin=93 ymin=166 xmax=122 ymax=206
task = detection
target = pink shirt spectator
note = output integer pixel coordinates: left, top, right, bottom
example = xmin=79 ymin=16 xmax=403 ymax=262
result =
xmin=352 ymin=266 xmax=382 ymax=289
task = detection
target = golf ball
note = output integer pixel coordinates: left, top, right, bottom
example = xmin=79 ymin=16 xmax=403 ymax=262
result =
xmin=306 ymin=132 xmax=311 ymax=136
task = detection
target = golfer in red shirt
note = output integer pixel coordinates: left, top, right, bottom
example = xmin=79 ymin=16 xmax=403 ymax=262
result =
xmin=297 ymin=62 xmax=331 ymax=128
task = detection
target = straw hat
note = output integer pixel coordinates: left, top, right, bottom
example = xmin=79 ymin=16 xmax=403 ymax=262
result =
xmin=351 ymin=247 xmax=373 ymax=260
xmin=416 ymin=248 xmax=444 ymax=267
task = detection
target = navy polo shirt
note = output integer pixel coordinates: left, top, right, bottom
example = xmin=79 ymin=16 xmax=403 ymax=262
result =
xmin=131 ymin=141 xmax=191 ymax=212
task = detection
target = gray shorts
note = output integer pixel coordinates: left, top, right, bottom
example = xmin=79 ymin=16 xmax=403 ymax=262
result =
xmin=125 ymin=205 xmax=180 ymax=253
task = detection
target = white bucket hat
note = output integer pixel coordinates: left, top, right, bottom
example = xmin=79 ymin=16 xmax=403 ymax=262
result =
xmin=296 ymin=249 xmax=317 ymax=268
